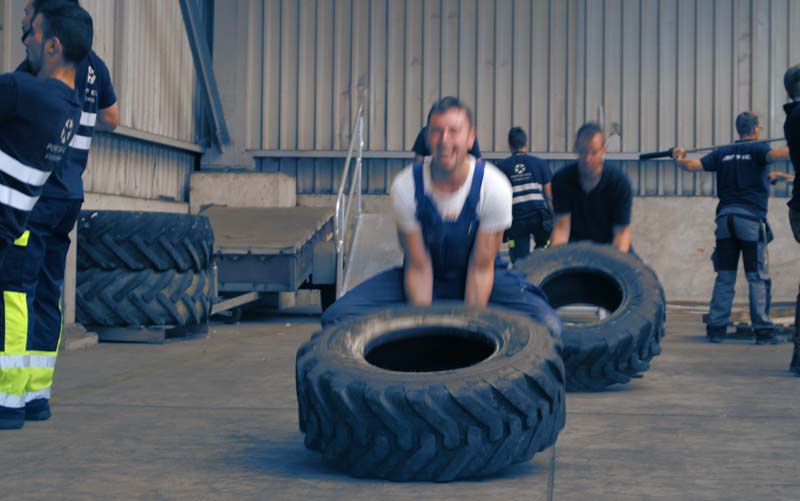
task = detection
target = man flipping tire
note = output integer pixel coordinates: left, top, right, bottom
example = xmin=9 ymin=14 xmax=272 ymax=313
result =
xmin=321 ymin=97 xmax=560 ymax=336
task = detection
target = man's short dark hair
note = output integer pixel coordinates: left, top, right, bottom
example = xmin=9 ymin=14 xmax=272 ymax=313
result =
xmin=574 ymin=122 xmax=604 ymax=154
xmin=785 ymin=64 xmax=800 ymax=100
xmin=36 ymin=3 xmax=92 ymax=66
xmin=735 ymin=112 xmax=759 ymax=137
xmin=508 ymin=127 xmax=527 ymax=152
xmin=425 ymin=96 xmax=473 ymax=129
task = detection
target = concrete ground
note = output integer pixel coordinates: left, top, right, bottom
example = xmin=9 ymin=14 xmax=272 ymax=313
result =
xmin=2 ymin=309 xmax=799 ymax=500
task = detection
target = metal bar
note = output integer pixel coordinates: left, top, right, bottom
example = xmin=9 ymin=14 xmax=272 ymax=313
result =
xmin=211 ymin=292 xmax=261 ymax=315
xmin=178 ymin=0 xmax=231 ymax=147
xmin=681 ymin=137 xmax=786 ymax=155
xmin=102 ymin=125 xmax=205 ymax=154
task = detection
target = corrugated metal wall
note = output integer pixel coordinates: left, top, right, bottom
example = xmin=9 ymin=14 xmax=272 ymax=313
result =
xmin=84 ymin=134 xmax=194 ymax=202
xmin=78 ymin=0 xmax=206 ymax=202
xmin=82 ymin=0 xmax=203 ymax=143
xmin=250 ymin=0 xmax=799 ymax=196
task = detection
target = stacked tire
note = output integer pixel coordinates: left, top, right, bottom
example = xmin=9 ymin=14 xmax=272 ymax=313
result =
xmin=76 ymin=211 xmax=214 ymax=329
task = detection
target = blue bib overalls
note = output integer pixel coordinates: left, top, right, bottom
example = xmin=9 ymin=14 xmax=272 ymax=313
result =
xmin=321 ymin=160 xmax=561 ymax=337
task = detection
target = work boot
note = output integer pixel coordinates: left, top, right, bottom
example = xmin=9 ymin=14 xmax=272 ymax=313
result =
xmin=0 ymin=408 xmax=24 ymax=430
xmin=755 ymin=329 xmax=781 ymax=345
xmin=25 ymin=398 xmax=51 ymax=421
xmin=790 ymin=345 xmax=800 ymax=375
xmin=706 ymin=325 xmax=726 ymax=343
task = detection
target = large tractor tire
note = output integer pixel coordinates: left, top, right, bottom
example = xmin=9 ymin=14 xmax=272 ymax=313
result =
xmin=295 ymin=305 xmax=566 ymax=482
xmin=76 ymin=268 xmax=212 ymax=327
xmin=515 ymin=242 xmax=666 ymax=391
xmin=77 ymin=211 xmax=214 ymax=272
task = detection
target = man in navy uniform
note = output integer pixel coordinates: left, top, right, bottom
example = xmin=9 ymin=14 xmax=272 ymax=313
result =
xmin=782 ymin=64 xmax=800 ymax=373
xmin=496 ymin=127 xmax=553 ymax=262
xmin=0 ymin=0 xmax=119 ymax=427
xmin=0 ymin=2 xmax=91 ymax=430
xmin=322 ymin=97 xmax=560 ymax=337
xmin=673 ymin=112 xmax=789 ymax=344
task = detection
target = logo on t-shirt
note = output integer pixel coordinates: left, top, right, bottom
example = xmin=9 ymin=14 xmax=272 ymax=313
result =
xmin=514 ymin=163 xmax=526 ymax=174
xmin=87 ymin=65 xmax=96 ymax=85
xmin=722 ymin=153 xmax=752 ymax=162
xmin=60 ymin=118 xmax=74 ymax=144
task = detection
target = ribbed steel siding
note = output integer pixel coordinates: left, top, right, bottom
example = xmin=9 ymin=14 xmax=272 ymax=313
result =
xmin=255 ymin=0 xmax=799 ymax=196
xmin=79 ymin=0 xmax=205 ymax=200
xmin=254 ymin=0 xmax=800 ymax=151
xmin=84 ymin=134 xmax=194 ymax=202
xmin=259 ymin=156 xmax=796 ymax=197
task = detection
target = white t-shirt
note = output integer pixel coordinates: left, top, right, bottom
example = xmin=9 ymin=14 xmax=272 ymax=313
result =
xmin=391 ymin=156 xmax=513 ymax=234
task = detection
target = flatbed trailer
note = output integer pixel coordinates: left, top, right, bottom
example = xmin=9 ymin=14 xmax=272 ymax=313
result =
xmin=203 ymin=206 xmax=336 ymax=319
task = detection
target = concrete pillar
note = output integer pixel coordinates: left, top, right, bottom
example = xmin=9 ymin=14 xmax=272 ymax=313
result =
xmin=200 ymin=0 xmax=262 ymax=170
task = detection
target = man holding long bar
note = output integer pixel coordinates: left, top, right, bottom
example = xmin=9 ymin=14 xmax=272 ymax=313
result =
xmin=672 ymin=113 xmax=789 ymax=344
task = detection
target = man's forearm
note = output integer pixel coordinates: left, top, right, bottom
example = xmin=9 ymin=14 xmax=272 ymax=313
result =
xmin=550 ymin=216 xmax=570 ymax=246
xmin=612 ymin=226 xmax=632 ymax=253
xmin=465 ymin=263 xmax=494 ymax=306
xmin=404 ymin=262 xmax=433 ymax=306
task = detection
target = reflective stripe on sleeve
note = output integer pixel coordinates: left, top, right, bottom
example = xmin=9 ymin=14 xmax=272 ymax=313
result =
xmin=0 ymin=148 xmax=50 ymax=186
xmin=0 ymin=184 xmax=38 ymax=211
xmin=69 ymin=134 xmax=92 ymax=151
xmin=79 ymin=112 xmax=97 ymax=127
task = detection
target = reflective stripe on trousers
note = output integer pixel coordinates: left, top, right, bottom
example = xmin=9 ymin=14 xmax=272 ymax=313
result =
xmin=0 ymin=236 xmax=57 ymax=410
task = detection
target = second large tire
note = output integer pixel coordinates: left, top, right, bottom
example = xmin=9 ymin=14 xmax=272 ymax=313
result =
xmin=515 ymin=242 xmax=666 ymax=391
xmin=76 ymin=268 xmax=212 ymax=327
xmin=295 ymin=305 xmax=566 ymax=481
xmin=77 ymin=211 xmax=214 ymax=272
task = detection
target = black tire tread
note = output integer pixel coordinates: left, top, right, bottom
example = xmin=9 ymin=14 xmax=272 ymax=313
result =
xmin=77 ymin=211 xmax=214 ymax=272
xmin=516 ymin=242 xmax=666 ymax=392
xmin=295 ymin=307 xmax=566 ymax=481
xmin=76 ymin=268 xmax=212 ymax=327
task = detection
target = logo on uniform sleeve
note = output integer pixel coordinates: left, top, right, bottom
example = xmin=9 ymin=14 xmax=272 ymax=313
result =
xmin=514 ymin=163 xmax=526 ymax=174
xmin=61 ymin=118 xmax=74 ymax=144
xmin=87 ymin=65 xmax=96 ymax=85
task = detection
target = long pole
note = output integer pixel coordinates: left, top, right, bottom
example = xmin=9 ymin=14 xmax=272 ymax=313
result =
xmin=639 ymin=137 xmax=786 ymax=160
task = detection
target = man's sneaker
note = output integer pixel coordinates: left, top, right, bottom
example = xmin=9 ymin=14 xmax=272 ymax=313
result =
xmin=25 ymin=398 xmax=51 ymax=421
xmin=706 ymin=325 xmax=725 ymax=343
xmin=755 ymin=330 xmax=781 ymax=345
xmin=790 ymin=346 xmax=800 ymax=375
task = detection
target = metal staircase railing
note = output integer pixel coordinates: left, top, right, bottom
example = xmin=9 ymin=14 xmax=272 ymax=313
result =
xmin=334 ymin=106 xmax=364 ymax=298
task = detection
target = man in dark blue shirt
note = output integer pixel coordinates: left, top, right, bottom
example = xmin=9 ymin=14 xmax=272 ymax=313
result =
xmin=673 ymin=112 xmax=789 ymax=344
xmin=496 ymin=127 xmax=553 ymax=262
xmin=783 ymin=64 xmax=800 ymax=374
xmin=0 ymin=2 xmax=91 ymax=430
xmin=0 ymin=0 xmax=118 ymax=428
xmin=550 ymin=123 xmax=633 ymax=253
